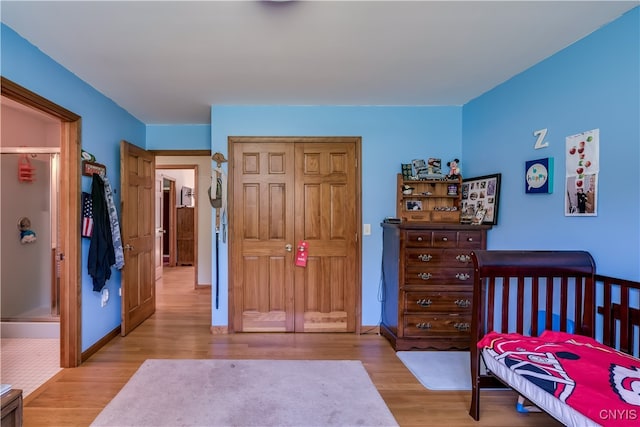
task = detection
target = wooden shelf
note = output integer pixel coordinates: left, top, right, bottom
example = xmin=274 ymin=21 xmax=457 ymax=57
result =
xmin=396 ymin=174 xmax=462 ymax=223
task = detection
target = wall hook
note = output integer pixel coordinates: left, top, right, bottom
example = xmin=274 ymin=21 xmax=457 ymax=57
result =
xmin=212 ymin=152 xmax=227 ymax=168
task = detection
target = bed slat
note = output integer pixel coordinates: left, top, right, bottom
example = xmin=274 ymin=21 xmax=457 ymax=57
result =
xmin=516 ymin=276 xmax=524 ymax=334
xmin=531 ymin=277 xmax=539 ymax=336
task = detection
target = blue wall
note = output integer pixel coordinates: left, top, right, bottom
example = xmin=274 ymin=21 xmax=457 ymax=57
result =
xmin=146 ymin=124 xmax=211 ymax=150
xmin=463 ymin=7 xmax=639 ymax=280
xmin=1 ymin=24 xmax=146 ymax=351
xmin=210 ymin=106 xmax=463 ymax=325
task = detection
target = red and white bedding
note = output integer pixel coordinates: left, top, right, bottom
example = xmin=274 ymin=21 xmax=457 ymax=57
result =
xmin=479 ymin=331 xmax=640 ymax=427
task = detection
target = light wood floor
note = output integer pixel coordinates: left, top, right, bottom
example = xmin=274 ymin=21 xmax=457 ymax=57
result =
xmin=22 ymin=266 xmax=561 ymax=426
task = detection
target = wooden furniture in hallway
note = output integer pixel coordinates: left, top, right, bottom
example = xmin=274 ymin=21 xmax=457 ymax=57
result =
xmin=176 ymin=207 xmax=195 ymax=266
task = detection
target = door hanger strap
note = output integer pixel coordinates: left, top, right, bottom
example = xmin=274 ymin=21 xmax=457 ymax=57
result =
xmin=295 ymin=241 xmax=308 ymax=267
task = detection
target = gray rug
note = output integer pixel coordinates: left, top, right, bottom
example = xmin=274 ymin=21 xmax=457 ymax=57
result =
xmin=396 ymin=351 xmax=472 ymax=391
xmin=91 ymin=359 xmax=398 ymax=427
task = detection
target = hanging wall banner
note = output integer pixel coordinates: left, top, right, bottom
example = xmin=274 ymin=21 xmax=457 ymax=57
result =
xmin=565 ymin=129 xmax=599 ymax=216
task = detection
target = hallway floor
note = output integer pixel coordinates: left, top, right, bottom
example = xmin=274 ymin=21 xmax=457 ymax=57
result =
xmin=0 ymin=338 xmax=61 ymax=397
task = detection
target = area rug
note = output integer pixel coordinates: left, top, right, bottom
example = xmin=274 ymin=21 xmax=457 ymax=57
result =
xmin=396 ymin=351 xmax=472 ymax=391
xmin=91 ymin=359 xmax=399 ymax=427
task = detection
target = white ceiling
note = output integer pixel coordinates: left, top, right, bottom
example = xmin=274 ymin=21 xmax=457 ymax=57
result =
xmin=2 ymin=1 xmax=637 ymax=124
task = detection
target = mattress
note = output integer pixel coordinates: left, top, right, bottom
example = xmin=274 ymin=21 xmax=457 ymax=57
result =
xmin=479 ymin=331 xmax=640 ymax=427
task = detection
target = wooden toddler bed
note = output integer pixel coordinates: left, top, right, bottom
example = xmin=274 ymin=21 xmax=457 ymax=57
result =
xmin=469 ymin=250 xmax=640 ymax=426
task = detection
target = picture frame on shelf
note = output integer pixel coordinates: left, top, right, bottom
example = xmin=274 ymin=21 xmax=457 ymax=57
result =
xmin=401 ymin=163 xmax=413 ymax=180
xmin=405 ymin=200 xmax=422 ymax=211
xmin=461 ymin=173 xmax=501 ymax=225
xmin=411 ymin=159 xmax=427 ymax=177
xmin=471 ymin=208 xmax=487 ymax=225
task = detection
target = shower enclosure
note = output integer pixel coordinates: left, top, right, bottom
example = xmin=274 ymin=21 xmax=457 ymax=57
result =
xmin=1 ymin=149 xmax=60 ymax=333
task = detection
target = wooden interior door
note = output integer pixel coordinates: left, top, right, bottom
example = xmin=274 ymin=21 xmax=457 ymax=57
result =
xmin=167 ymin=180 xmax=177 ymax=267
xmin=294 ymin=141 xmax=358 ymax=332
xmin=230 ymin=137 xmax=360 ymax=333
xmin=154 ymin=172 xmax=163 ymax=282
xmin=231 ymin=140 xmax=295 ymax=332
xmin=121 ymin=140 xmax=156 ymax=336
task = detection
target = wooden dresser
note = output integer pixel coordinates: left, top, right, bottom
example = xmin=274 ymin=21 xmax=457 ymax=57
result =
xmin=176 ymin=207 xmax=195 ymax=266
xmin=381 ymin=222 xmax=490 ymax=350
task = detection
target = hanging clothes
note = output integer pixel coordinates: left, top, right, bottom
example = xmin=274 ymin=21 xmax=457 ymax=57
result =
xmin=88 ymin=174 xmax=115 ymax=292
xmin=81 ymin=192 xmax=94 ymax=238
xmin=101 ymin=175 xmax=125 ymax=270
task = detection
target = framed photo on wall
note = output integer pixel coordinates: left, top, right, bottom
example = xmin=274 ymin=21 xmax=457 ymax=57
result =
xmin=461 ymin=173 xmax=501 ymax=225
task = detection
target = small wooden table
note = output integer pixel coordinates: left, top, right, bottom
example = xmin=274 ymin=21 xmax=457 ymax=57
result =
xmin=1 ymin=389 xmax=22 ymax=427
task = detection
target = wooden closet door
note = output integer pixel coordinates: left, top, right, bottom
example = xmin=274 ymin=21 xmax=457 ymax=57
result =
xmin=231 ymin=141 xmax=296 ymax=332
xmin=230 ymin=137 xmax=359 ymax=333
xmin=294 ymin=141 xmax=358 ymax=332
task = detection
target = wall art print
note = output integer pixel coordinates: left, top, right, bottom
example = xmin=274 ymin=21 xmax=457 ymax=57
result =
xmin=525 ymin=157 xmax=554 ymax=194
xmin=565 ymin=128 xmax=599 ymax=216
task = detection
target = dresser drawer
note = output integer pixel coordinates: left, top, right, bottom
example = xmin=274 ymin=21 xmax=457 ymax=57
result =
xmin=458 ymin=231 xmax=484 ymax=248
xmin=403 ymin=314 xmax=472 ymax=338
xmin=405 ymin=248 xmax=475 ymax=268
xmin=405 ymin=231 xmax=433 ymax=246
xmin=404 ymin=266 xmax=474 ymax=286
xmin=404 ymin=291 xmax=472 ymax=313
xmin=431 ymin=231 xmax=458 ymax=248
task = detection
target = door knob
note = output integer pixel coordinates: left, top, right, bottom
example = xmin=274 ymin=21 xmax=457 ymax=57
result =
xmin=285 ymin=244 xmax=293 ymax=252
xmin=124 ymin=244 xmax=135 ymax=251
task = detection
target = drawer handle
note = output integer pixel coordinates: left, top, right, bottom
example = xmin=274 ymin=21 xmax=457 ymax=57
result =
xmin=418 ymin=272 xmax=432 ymax=281
xmin=416 ymin=322 xmax=432 ymax=330
xmin=454 ymin=322 xmax=470 ymax=331
xmin=467 ymin=237 xmax=474 ymax=242
xmin=441 ymin=237 xmax=448 ymax=242
xmin=456 ymin=254 xmax=471 ymax=263
xmin=417 ymin=236 xmax=424 ymax=241
xmin=455 ymin=299 xmax=471 ymax=308
xmin=455 ymin=273 xmax=470 ymax=281
xmin=418 ymin=254 xmax=432 ymax=262
xmin=416 ymin=298 xmax=432 ymax=307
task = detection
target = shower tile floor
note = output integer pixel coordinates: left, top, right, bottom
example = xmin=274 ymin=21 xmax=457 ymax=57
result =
xmin=1 ymin=338 xmax=61 ymax=397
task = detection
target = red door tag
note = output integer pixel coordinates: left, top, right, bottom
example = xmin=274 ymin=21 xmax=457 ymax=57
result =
xmin=295 ymin=241 xmax=308 ymax=267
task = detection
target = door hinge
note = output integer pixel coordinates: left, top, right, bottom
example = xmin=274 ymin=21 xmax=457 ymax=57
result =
xmin=355 ymin=232 xmax=358 ymax=243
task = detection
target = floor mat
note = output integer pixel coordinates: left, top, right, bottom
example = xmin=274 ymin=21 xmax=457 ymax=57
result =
xmin=396 ymin=351 xmax=471 ymax=390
